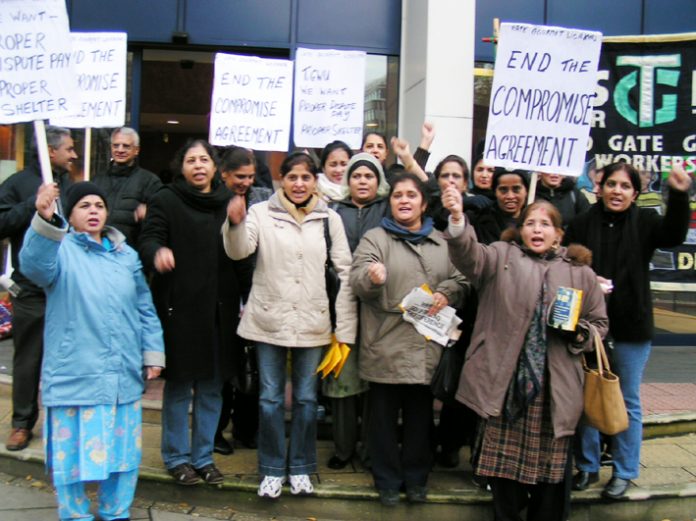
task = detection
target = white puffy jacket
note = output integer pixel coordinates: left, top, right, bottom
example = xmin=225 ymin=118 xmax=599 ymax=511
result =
xmin=222 ymin=192 xmax=357 ymax=347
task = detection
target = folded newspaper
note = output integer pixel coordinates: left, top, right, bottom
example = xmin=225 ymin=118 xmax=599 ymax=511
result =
xmin=399 ymin=285 xmax=462 ymax=346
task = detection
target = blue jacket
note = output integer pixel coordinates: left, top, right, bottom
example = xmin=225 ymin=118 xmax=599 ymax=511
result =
xmin=20 ymin=213 xmax=165 ymax=407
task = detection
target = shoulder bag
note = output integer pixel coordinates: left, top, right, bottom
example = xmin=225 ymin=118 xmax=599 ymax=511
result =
xmin=582 ymin=329 xmax=629 ymax=435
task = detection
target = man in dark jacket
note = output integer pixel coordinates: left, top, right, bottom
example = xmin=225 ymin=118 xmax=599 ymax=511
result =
xmin=2 ymin=126 xmax=76 ymax=451
xmin=92 ymin=127 xmax=162 ymax=246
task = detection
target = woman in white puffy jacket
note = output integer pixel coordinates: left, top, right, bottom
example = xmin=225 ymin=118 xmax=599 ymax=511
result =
xmin=223 ymin=151 xmax=357 ymax=499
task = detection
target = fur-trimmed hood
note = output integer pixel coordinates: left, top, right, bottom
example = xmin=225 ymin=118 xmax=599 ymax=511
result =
xmin=499 ymin=227 xmax=592 ymax=267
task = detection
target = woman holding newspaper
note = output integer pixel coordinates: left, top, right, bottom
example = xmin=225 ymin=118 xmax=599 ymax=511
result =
xmin=442 ymin=192 xmax=608 ymax=521
xmin=350 ymin=171 xmax=468 ymax=506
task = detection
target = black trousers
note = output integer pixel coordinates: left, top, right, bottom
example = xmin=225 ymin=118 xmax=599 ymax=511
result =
xmin=369 ymin=382 xmax=434 ymax=491
xmin=437 ymin=398 xmax=478 ymax=454
xmin=216 ymin=381 xmax=259 ymax=444
xmin=488 ymin=444 xmax=573 ymax=521
xmin=11 ymin=291 xmax=45 ymax=430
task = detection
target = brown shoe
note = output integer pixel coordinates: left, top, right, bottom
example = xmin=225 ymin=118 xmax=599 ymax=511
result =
xmin=195 ymin=463 xmax=224 ymax=485
xmin=6 ymin=428 xmax=33 ymax=451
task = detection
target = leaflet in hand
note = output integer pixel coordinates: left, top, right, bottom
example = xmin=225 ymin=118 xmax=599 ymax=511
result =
xmin=399 ymin=286 xmax=462 ymax=347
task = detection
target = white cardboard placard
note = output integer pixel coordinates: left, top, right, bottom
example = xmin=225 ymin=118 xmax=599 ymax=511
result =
xmin=209 ymin=53 xmax=293 ymax=151
xmin=50 ymin=32 xmax=127 ymax=128
xmin=484 ymin=23 xmax=602 ymax=175
xmin=293 ymin=48 xmax=366 ymax=150
xmin=0 ymin=0 xmax=79 ymax=124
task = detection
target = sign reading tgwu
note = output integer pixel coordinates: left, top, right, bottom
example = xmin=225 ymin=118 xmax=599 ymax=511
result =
xmin=588 ymin=34 xmax=696 ymax=285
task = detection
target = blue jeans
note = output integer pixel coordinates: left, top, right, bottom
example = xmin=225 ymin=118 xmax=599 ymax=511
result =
xmin=161 ymin=375 xmax=223 ymax=469
xmin=575 ymin=340 xmax=651 ymax=480
xmin=256 ymin=343 xmax=323 ymax=477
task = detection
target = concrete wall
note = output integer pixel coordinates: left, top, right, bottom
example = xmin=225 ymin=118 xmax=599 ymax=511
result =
xmin=399 ymin=1 xmax=476 ymax=170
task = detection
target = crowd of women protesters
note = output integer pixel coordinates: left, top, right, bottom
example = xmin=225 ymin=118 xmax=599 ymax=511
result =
xmin=16 ymin=121 xmax=692 ymax=520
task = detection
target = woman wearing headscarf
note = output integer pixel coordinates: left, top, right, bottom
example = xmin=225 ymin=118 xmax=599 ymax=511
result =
xmin=139 ymin=139 xmax=244 ymax=487
xmin=350 ymin=172 xmax=468 ymax=506
xmin=223 ymin=152 xmax=357 ymax=499
xmin=323 ymin=152 xmax=390 ymax=470
xmin=568 ymin=163 xmax=691 ymax=499
xmin=443 ymin=188 xmax=608 ymax=521
xmin=21 ymin=181 xmax=165 ymax=521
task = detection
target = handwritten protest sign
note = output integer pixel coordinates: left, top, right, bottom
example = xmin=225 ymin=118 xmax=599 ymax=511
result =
xmin=51 ymin=32 xmax=127 ymax=128
xmin=293 ymin=48 xmax=366 ymax=149
xmin=400 ymin=287 xmax=462 ymax=347
xmin=0 ymin=0 xmax=79 ymax=124
xmin=209 ymin=53 xmax=293 ymax=151
xmin=484 ymin=23 xmax=602 ymax=175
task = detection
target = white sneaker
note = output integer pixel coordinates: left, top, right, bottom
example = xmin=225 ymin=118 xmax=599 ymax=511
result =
xmin=289 ymin=474 xmax=314 ymax=495
xmin=257 ymin=476 xmax=284 ymax=498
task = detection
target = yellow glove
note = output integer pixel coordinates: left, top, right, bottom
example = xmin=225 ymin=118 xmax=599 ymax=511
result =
xmin=332 ymin=342 xmax=352 ymax=378
xmin=316 ymin=335 xmax=342 ymax=379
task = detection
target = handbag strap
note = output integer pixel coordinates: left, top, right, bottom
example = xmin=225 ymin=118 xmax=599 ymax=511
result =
xmin=323 ymin=217 xmax=334 ymax=270
xmin=583 ymin=326 xmax=612 ymax=375
xmin=592 ymin=328 xmax=611 ymax=374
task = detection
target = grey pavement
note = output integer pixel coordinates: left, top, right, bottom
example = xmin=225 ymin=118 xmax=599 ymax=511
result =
xmin=0 ymin=471 xmax=331 ymax=521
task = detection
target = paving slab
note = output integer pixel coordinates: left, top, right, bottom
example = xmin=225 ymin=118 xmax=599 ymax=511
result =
xmin=640 ymin=443 xmax=696 ymax=467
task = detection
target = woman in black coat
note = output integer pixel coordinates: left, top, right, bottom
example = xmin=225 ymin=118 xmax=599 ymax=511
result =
xmin=139 ymin=139 xmax=250 ymax=486
xmin=567 ymin=162 xmax=691 ymax=500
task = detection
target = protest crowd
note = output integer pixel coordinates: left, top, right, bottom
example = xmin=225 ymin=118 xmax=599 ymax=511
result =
xmin=0 ymin=120 xmax=691 ymax=521
xmin=0 ymin=10 xmax=693 ymax=521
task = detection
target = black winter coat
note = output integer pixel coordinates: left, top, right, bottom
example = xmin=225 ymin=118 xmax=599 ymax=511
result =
xmin=0 ymin=163 xmax=71 ymax=294
xmin=535 ymin=177 xmax=591 ymax=228
xmin=138 ymin=177 xmax=252 ymax=381
xmin=565 ymin=190 xmax=689 ymax=342
xmin=467 ymin=204 xmax=517 ymax=245
xmin=92 ymin=162 xmax=162 ymax=246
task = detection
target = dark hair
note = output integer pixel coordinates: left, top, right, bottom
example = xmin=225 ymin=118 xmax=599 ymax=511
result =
xmin=220 ymin=146 xmax=256 ymax=173
xmin=598 ymin=161 xmax=641 ymax=193
xmin=472 ymin=139 xmax=486 ymax=168
xmin=389 ymin=171 xmax=429 ymax=202
xmin=492 ymin=168 xmax=530 ymax=191
xmin=171 ymin=139 xmax=218 ymax=175
xmin=280 ymin=151 xmax=317 ymax=177
xmin=361 ymin=131 xmax=387 ymax=150
xmin=517 ymin=200 xmax=563 ymax=231
xmin=434 ymin=154 xmax=469 ymax=182
xmin=320 ymin=140 xmax=353 ymax=170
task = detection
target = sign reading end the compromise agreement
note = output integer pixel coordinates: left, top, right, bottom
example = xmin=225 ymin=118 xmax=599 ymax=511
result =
xmin=484 ymin=23 xmax=602 ymax=175
xmin=0 ymin=0 xmax=79 ymax=124
xmin=209 ymin=53 xmax=293 ymax=151
xmin=50 ymin=32 xmax=127 ymax=128
xmin=293 ymin=48 xmax=366 ymax=150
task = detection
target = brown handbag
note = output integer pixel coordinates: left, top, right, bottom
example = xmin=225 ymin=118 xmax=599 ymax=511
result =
xmin=582 ymin=329 xmax=629 ymax=435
